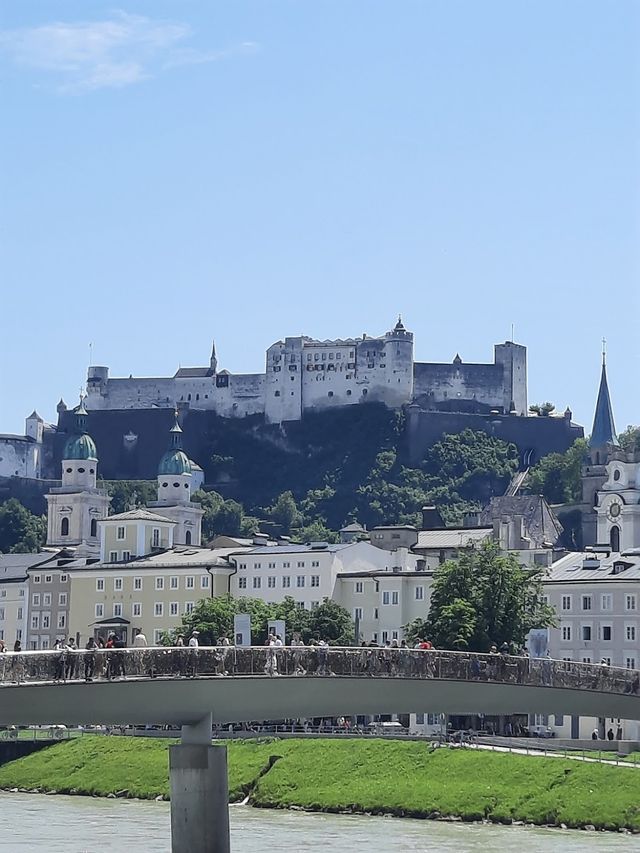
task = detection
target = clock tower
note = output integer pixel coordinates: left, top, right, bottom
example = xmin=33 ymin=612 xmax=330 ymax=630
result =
xmin=596 ymin=452 xmax=640 ymax=552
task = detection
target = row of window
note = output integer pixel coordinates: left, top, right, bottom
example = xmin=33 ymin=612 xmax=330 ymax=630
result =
xmin=31 ymin=613 xmax=65 ymax=630
xmin=0 ymin=589 xmax=25 ymax=598
xmin=31 ymin=574 xmax=68 ymax=584
xmin=559 ymin=593 xmax=637 ymax=612
xmin=0 ymin=629 xmax=21 ymax=642
xmin=0 ymin=607 xmax=23 ymax=622
xmin=237 ymin=576 xmax=320 ymax=590
xmin=353 ymin=581 xmax=424 ymax=601
xmin=95 ymin=602 xmax=195 ymax=619
xmin=238 ymin=561 xmax=321 ymax=570
xmin=560 ymin=653 xmax=636 ymax=669
xmin=32 ymin=593 xmax=67 ymax=607
xmin=560 ymin=623 xmax=622 ymax=642
xmin=568 ymin=624 xmax=638 ymax=642
xmin=96 ymin=576 xmax=209 ymax=592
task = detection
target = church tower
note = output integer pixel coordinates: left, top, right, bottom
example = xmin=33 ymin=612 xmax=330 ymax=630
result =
xmin=150 ymin=413 xmax=203 ymax=546
xmin=45 ymin=399 xmax=110 ymax=550
xmin=581 ymin=346 xmax=619 ymax=546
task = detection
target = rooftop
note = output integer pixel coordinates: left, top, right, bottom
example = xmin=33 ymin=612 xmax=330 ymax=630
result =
xmin=103 ymin=509 xmax=176 ymax=524
xmin=415 ymin=527 xmax=493 ymax=550
xmin=545 ymin=550 xmax=640 ymax=583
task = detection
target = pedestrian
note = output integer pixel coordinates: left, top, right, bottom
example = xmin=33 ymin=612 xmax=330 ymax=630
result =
xmin=489 ymin=644 xmax=499 ymax=655
xmin=591 ymin=728 xmax=599 ymax=741
xmin=500 ymin=642 xmax=510 ymax=655
xmin=13 ymin=639 xmax=21 ymax=653
xmin=114 ymin=633 xmax=127 ymax=678
xmin=84 ymin=637 xmax=96 ymax=681
xmin=64 ymin=637 xmax=77 ymax=680
xmin=187 ymin=630 xmax=200 ymax=677
xmin=607 ymin=727 xmax=615 ymax=741
xmin=0 ymin=641 xmax=5 ymax=654
xmin=133 ymin=629 xmax=147 ymax=648
xmin=176 ymin=634 xmax=184 ymax=647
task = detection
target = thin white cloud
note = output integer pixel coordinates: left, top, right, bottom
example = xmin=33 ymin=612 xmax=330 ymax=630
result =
xmin=0 ymin=11 xmax=254 ymax=94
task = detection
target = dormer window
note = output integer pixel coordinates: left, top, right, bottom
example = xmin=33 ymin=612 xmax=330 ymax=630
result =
xmin=116 ymin=526 xmax=126 ymax=540
xmin=152 ymin=528 xmax=160 ymax=548
xmin=60 ymin=517 xmax=69 ymax=537
xmin=613 ymin=469 xmax=621 ymax=481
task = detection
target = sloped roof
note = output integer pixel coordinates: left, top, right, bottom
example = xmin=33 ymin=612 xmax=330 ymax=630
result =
xmin=173 ymin=367 xmax=213 ymax=378
xmin=478 ymin=495 xmax=563 ymax=548
xmin=590 ymin=359 xmax=617 ymax=448
xmin=415 ymin=528 xmax=493 ymax=549
xmin=104 ymin=509 xmax=176 ymax=524
xmin=545 ymin=551 xmax=640 ymax=582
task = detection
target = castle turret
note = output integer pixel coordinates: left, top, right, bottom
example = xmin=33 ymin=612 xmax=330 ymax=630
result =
xmin=25 ymin=410 xmax=44 ymax=443
xmin=383 ymin=315 xmax=414 ymax=406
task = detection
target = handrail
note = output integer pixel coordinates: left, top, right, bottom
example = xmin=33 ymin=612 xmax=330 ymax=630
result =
xmin=0 ymin=647 xmax=638 ymax=697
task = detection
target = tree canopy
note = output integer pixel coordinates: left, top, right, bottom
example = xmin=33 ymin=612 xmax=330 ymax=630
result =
xmin=619 ymin=426 xmax=640 ymax=454
xmin=411 ymin=541 xmax=555 ymax=652
xmin=0 ymin=499 xmax=46 ymax=553
xmin=527 ymin=438 xmax=587 ymax=505
xmin=171 ymin=595 xmax=354 ymax=646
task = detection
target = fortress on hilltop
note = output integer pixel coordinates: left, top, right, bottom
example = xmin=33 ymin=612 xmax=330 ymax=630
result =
xmin=1 ymin=317 xmax=585 ymax=491
xmin=85 ymin=318 xmax=528 ymax=424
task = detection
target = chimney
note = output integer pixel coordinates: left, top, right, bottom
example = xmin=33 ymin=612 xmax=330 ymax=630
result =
xmin=462 ymin=511 xmax=480 ymax=528
xmin=421 ymin=506 xmax=444 ymax=530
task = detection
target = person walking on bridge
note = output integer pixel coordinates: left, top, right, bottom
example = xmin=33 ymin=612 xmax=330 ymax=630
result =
xmin=187 ymin=631 xmax=199 ymax=677
xmin=84 ymin=637 xmax=96 ymax=681
xmin=133 ymin=629 xmax=147 ymax=648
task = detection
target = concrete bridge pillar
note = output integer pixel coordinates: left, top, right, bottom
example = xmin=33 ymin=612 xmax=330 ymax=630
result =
xmin=169 ymin=713 xmax=230 ymax=853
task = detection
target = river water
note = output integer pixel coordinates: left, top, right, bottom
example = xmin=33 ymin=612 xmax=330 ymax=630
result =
xmin=0 ymin=794 xmax=636 ymax=852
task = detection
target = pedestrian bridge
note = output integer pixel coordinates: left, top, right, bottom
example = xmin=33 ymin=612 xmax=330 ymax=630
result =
xmin=0 ymin=648 xmax=638 ymax=727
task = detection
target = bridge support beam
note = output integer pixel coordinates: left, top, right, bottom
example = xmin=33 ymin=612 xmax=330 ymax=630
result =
xmin=169 ymin=714 xmax=230 ymax=853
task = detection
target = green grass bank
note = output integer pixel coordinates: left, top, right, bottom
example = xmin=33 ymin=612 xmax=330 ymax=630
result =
xmin=0 ymin=737 xmax=639 ymax=832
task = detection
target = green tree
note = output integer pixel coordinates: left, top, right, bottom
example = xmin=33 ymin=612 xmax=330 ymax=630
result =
xmin=268 ymin=491 xmax=301 ymax=534
xmin=424 ymin=541 xmax=555 ymax=652
xmin=307 ymin=598 xmax=355 ymax=645
xmin=0 ymin=499 xmax=46 ymax=553
xmin=619 ymin=426 xmax=640 ymax=454
xmin=106 ymin=481 xmax=158 ymax=514
xmin=176 ymin=596 xmax=274 ymax=645
xmin=272 ymin=596 xmax=312 ymax=641
xmin=529 ymin=402 xmax=556 ymax=416
xmin=291 ymin=520 xmax=339 ymax=544
xmin=527 ymin=438 xmax=587 ymax=504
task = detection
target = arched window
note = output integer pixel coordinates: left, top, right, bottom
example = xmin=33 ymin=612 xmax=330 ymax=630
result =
xmin=61 ymin=517 xmax=69 ymax=537
xmin=610 ymin=525 xmax=620 ymax=552
xmin=90 ymin=518 xmax=97 ymax=538
xmin=185 ymin=530 xmax=192 ymax=545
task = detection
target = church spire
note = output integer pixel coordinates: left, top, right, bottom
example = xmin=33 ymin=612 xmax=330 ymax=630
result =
xmin=590 ymin=341 xmax=617 ymax=448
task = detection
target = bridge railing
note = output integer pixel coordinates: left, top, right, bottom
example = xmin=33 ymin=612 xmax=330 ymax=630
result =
xmin=0 ymin=648 xmax=638 ymax=697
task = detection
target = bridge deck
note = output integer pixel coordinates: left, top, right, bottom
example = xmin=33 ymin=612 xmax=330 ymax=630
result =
xmin=0 ymin=648 xmax=638 ymax=727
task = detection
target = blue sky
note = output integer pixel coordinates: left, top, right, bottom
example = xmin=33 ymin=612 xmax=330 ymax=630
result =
xmin=1 ymin=1 xmax=638 ymax=436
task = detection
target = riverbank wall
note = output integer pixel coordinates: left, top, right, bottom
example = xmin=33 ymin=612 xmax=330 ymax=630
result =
xmin=0 ymin=741 xmax=54 ymax=766
xmin=0 ymin=737 xmax=638 ymax=833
